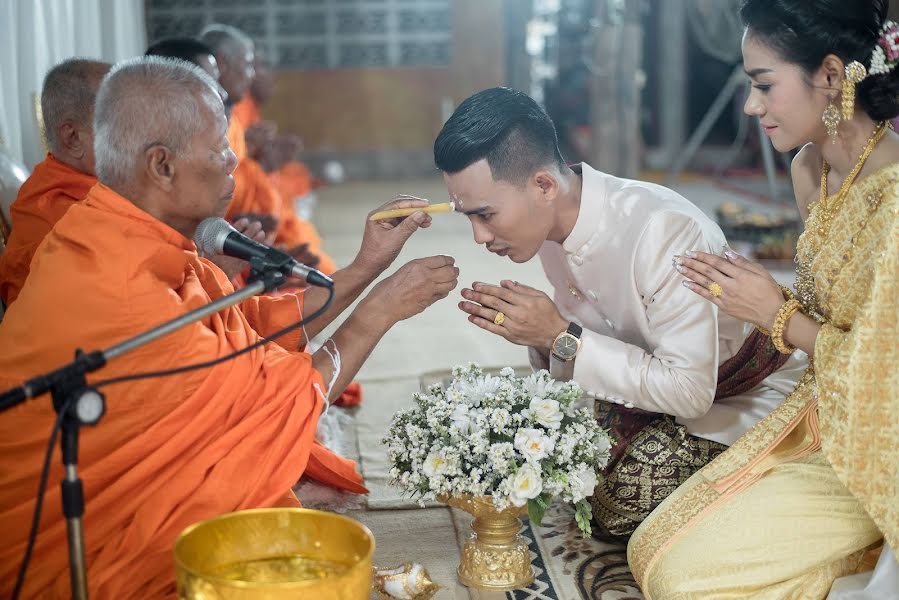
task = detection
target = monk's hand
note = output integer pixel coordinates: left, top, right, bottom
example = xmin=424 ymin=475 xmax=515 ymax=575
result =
xmin=245 ymin=121 xmax=278 ymax=161
xmin=205 ymin=217 xmax=268 ymax=280
xmin=231 ymin=213 xmax=279 ymax=244
xmin=285 ymin=242 xmax=321 ymax=268
xmin=353 ymin=196 xmax=434 ymax=275
xmin=368 ymin=255 xmax=459 ymax=322
xmin=459 ymin=280 xmax=568 ymax=351
xmin=673 ymin=249 xmax=783 ymax=330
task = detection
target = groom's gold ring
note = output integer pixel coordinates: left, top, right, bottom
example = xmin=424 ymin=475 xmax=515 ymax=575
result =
xmin=708 ymin=282 xmax=723 ymax=297
xmin=493 ymin=311 xmax=506 ymax=326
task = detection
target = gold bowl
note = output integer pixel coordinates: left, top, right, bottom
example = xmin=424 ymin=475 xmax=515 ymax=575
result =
xmin=174 ymin=508 xmax=375 ymax=599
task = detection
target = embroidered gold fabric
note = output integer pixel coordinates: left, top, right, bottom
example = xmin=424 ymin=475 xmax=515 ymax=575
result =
xmin=628 ymin=164 xmax=899 ymax=598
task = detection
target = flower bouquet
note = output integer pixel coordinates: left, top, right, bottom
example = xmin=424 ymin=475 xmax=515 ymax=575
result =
xmin=384 ymin=364 xmax=612 ymax=590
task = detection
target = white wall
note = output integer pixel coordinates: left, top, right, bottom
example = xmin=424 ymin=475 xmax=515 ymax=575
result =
xmin=0 ymin=0 xmax=146 ymax=168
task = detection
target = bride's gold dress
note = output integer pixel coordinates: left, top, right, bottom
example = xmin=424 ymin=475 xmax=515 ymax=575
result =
xmin=627 ymin=163 xmax=899 ymax=599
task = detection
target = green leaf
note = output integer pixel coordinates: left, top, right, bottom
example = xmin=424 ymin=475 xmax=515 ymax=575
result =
xmin=574 ymin=499 xmax=593 ymax=538
xmin=528 ymin=498 xmax=547 ymax=525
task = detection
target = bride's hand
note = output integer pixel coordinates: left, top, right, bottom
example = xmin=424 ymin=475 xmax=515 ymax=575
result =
xmin=672 ymin=249 xmax=785 ymax=330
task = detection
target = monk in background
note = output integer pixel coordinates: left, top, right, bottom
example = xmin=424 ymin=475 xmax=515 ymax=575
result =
xmin=0 ymin=59 xmax=110 ymax=306
xmin=235 ymin=51 xmax=333 ymax=273
xmin=195 ymin=25 xmax=282 ymax=249
xmin=0 ymin=57 xmax=458 ymax=598
xmin=202 ymin=23 xmax=338 ymax=274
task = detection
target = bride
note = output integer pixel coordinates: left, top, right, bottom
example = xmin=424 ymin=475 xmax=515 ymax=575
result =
xmin=628 ymin=0 xmax=899 ymax=597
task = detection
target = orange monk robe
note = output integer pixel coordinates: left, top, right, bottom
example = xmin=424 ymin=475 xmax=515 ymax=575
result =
xmin=225 ymin=157 xmax=283 ymax=223
xmin=0 ymin=184 xmax=366 ymax=599
xmin=269 ymin=164 xmax=337 ymax=276
xmin=225 ymin=117 xmax=281 ymax=221
xmin=0 ymin=154 xmax=96 ymax=306
xmin=231 ymin=95 xmax=261 ymax=130
xmin=226 ymin=115 xmax=248 ymax=161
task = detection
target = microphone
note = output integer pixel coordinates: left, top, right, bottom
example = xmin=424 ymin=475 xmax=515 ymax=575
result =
xmin=194 ymin=218 xmax=334 ymax=288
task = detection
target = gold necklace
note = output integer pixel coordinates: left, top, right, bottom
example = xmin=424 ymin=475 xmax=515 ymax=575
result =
xmin=794 ymin=121 xmax=889 ymax=321
xmin=813 ymin=121 xmax=889 ymax=245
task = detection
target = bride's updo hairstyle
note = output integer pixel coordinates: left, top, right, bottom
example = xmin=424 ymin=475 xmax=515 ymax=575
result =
xmin=741 ymin=0 xmax=899 ymax=121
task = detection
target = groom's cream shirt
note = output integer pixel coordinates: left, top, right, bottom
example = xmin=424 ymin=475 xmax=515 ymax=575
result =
xmin=531 ymin=163 xmax=805 ymax=445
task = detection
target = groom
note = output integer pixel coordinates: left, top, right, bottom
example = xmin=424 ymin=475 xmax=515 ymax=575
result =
xmin=435 ymin=87 xmax=805 ymax=540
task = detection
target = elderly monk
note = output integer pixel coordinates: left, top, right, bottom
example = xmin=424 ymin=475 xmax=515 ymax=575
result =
xmin=202 ymin=24 xmax=338 ymax=273
xmin=0 ymin=57 xmax=458 ymax=598
xmin=0 ymin=59 xmax=110 ymax=306
xmin=192 ymin=26 xmax=282 ymax=246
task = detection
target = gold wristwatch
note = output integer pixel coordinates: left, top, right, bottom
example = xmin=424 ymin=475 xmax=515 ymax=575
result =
xmin=550 ymin=322 xmax=583 ymax=362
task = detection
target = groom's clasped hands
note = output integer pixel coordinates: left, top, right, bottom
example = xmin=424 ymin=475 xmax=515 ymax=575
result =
xmin=458 ymin=280 xmax=568 ymax=351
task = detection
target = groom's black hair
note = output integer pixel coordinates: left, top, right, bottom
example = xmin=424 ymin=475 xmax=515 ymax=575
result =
xmin=434 ymin=87 xmax=566 ymax=185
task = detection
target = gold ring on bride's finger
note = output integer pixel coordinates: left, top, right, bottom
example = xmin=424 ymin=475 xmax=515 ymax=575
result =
xmin=494 ymin=311 xmax=506 ymax=326
xmin=708 ymin=282 xmax=723 ymax=297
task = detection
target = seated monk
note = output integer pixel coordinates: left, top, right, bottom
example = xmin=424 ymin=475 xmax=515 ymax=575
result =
xmin=0 ymin=59 xmax=110 ymax=306
xmin=203 ymin=25 xmax=338 ymax=274
xmin=147 ymin=37 xmax=349 ymax=401
xmin=199 ymin=25 xmax=278 ymax=227
xmin=0 ymin=57 xmax=457 ymax=598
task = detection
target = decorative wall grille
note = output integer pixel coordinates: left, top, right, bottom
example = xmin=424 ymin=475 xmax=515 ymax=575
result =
xmin=146 ymin=0 xmax=452 ymax=69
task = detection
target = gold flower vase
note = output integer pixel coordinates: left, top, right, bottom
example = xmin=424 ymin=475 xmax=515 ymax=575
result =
xmin=440 ymin=495 xmax=534 ymax=591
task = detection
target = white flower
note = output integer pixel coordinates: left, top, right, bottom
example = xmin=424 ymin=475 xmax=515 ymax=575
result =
xmin=422 ymin=451 xmax=448 ymax=477
xmin=500 ymin=367 xmax=515 ymax=377
xmin=514 ymin=427 xmax=556 ymax=462
xmin=595 ymin=433 xmax=612 ymax=454
xmin=522 ymin=372 xmax=560 ymax=399
xmin=529 ymin=397 xmax=564 ymax=430
xmin=509 ymin=464 xmax=543 ymax=507
xmin=488 ymin=442 xmax=515 ymax=474
xmin=568 ymin=466 xmax=598 ymax=502
xmin=469 ymin=430 xmax=490 ymax=454
xmin=489 ymin=408 xmax=513 ymax=432
xmin=454 ymin=375 xmax=501 ymax=407
xmin=451 ymin=404 xmax=475 ymax=435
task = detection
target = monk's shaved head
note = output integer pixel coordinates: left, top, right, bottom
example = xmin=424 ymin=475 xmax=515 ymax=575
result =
xmin=199 ymin=24 xmax=255 ymax=104
xmin=94 ymin=56 xmax=222 ymax=190
xmin=41 ymin=58 xmax=110 ymax=154
xmin=199 ymin=24 xmax=254 ymax=62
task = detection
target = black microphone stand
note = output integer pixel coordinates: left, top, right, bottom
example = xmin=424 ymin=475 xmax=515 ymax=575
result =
xmin=0 ymin=263 xmax=288 ymax=599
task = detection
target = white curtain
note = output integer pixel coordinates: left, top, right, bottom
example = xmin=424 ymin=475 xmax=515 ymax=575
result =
xmin=0 ymin=0 xmax=146 ymax=168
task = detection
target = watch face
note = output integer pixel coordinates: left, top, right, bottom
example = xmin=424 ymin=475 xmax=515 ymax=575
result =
xmin=553 ymin=333 xmax=579 ymax=359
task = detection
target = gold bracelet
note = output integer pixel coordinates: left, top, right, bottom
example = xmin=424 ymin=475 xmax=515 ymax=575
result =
xmin=771 ymin=298 xmax=802 ymax=354
xmin=756 ymin=286 xmax=798 ymax=337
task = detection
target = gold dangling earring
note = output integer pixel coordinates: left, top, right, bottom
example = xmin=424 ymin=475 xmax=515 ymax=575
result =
xmin=822 ymin=93 xmax=841 ymax=143
xmin=842 ymin=61 xmax=867 ymax=120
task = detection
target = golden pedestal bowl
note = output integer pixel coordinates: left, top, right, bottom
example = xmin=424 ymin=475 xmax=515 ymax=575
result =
xmin=440 ymin=495 xmax=534 ymax=591
xmin=174 ymin=508 xmax=375 ymax=599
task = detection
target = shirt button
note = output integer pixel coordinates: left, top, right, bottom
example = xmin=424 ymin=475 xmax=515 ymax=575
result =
xmin=571 ymin=255 xmax=584 ymax=266
xmin=587 ymin=290 xmax=598 ymax=301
